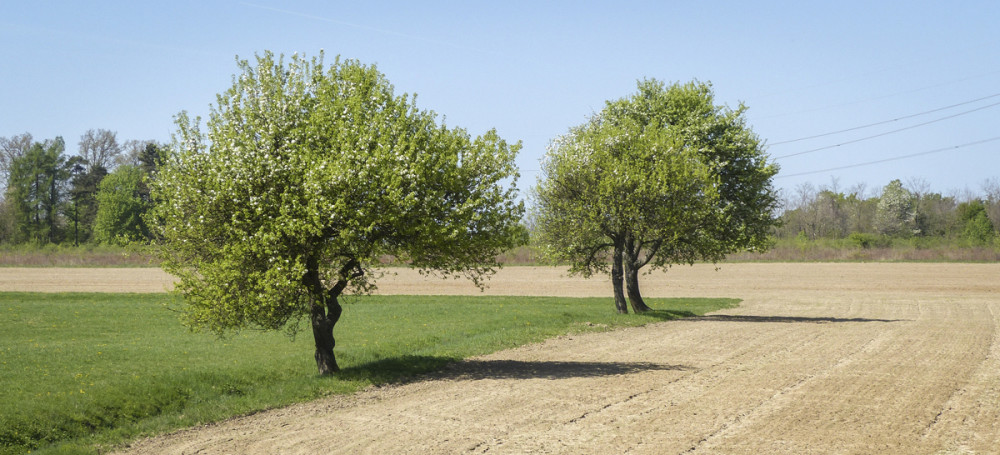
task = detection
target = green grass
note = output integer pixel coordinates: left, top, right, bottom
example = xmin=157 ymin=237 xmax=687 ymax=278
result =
xmin=0 ymin=292 xmax=738 ymax=455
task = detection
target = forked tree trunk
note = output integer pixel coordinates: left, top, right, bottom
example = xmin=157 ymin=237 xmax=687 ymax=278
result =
xmin=611 ymin=244 xmax=629 ymax=314
xmin=311 ymin=297 xmax=342 ymax=375
xmin=305 ymin=256 xmax=349 ymax=375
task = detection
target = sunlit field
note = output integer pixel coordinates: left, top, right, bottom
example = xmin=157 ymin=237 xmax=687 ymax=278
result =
xmin=0 ymin=292 xmax=736 ymax=454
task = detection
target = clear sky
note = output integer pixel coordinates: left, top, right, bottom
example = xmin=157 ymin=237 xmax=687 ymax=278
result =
xmin=2 ymin=1 xmax=998 ymax=200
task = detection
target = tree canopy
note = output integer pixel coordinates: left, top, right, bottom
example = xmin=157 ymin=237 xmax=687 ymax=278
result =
xmin=533 ymin=79 xmax=778 ymax=313
xmin=150 ymin=52 xmax=524 ymax=374
xmin=7 ymin=138 xmax=69 ymax=244
xmin=93 ymin=165 xmax=150 ymax=245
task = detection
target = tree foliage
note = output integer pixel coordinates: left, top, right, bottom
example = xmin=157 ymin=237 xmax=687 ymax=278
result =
xmin=150 ymin=52 xmax=524 ymax=374
xmin=0 ymin=132 xmax=33 ymax=192
xmin=93 ymin=165 xmax=150 ymax=245
xmin=66 ymin=160 xmax=107 ymax=245
xmin=875 ymin=179 xmax=915 ymax=236
xmin=7 ymin=138 xmax=70 ymax=244
xmin=956 ymin=200 xmax=996 ymax=246
xmin=533 ymin=80 xmax=778 ymax=313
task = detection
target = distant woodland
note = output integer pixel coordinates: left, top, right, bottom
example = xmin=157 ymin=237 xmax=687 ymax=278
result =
xmin=2 ymin=131 xmax=998 ymax=262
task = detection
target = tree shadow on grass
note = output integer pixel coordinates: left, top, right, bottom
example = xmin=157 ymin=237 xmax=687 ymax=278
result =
xmin=337 ymin=355 xmax=461 ymax=384
xmin=336 ymin=355 xmax=692 ymax=384
xmin=692 ymin=314 xmax=905 ymax=324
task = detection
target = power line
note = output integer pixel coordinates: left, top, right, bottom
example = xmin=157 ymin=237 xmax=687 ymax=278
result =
xmin=773 ymin=100 xmax=1000 ymax=160
xmin=776 ymin=136 xmax=1000 ymax=179
xmin=769 ymin=93 xmax=1000 ymax=146
xmin=757 ymin=68 xmax=1000 ymax=120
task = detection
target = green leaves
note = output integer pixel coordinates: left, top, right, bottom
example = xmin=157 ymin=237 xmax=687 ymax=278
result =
xmin=534 ymin=79 xmax=779 ymax=276
xmin=151 ymin=52 xmax=523 ymax=333
xmin=93 ymin=165 xmax=149 ymax=245
xmin=7 ymin=138 xmax=69 ymax=244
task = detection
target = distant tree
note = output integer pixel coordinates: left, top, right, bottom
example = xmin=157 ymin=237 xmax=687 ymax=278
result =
xmin=151 ymin=52 xmax=524 ymax=374
xmin=7 ymin=138 xmax=70 ymax=243
xmin=93 ymin=165 xmax=150 ymax=245
xmin=534 ymin=80 xmax=779 ymax=313
xmin=66 ymin=160 xmax=108 ymax=245
xmin=912 ymin=192 xmax=956 ymax=238
xmin=844 ymin=184 xmax=877 ymax=235
xmin=117 ymin=140 xmax=166 ymax=171
xmin=778 ymin=182 xmax=818 ymax=239
xmin=875 ymin=179 xmax=915 ymax=236
xmin=956 ymin=200 xmax=995 ymax=246
xmin=982 ymin=178 xmax=1000 ymax=231
xmin=813 ymin=189 xmax=848 ymax=238
xmin=0 ymin=198 xmax=13 ymax=243
xmin=113 ymin=140 xmax=166 ymax=210
xmin=136 ymin=141 xmax=167 ymax=176
xmin=0 ymin=133 xmax=33 ymax=192
xmin=78 ymin=129 xmax=122 ymax=173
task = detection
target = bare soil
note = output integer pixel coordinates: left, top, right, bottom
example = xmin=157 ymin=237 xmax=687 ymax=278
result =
xmin=5 ymin=264 xmax=999 ymax=454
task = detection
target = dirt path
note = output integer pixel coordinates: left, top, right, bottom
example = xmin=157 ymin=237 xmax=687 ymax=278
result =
xmin=7 ymin=264 xmax=999 ymax=454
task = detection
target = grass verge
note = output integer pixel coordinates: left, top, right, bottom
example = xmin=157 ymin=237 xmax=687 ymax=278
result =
xmin=0 ymin=292 xmax=738 ymax=454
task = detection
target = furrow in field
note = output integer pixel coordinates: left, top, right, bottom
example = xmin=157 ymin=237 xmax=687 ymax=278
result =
xmin=693 ymin=299 xmax=995 ymax=454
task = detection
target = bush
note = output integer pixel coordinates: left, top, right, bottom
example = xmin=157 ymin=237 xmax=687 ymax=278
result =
xmin=848 ymin=233 xmax=890 ymax=249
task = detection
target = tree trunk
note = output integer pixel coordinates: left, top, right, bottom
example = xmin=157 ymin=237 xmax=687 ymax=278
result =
xmin=305 ymin=255 xmax=343 ymax=375
xmin=624 ymin=261 xmax=652 ymax=313
xmin=623 ymin=235 xmax=652 ymax=313
xmin=611 ymin=243 xmax=628 ymax=314
xmin=311 ymin=297 xmax=342 ymax=375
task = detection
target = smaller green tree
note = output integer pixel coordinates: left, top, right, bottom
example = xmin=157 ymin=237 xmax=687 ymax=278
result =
xmin=534 ymin=80 xmax=778 ymax=313
xmin=93 ymin=165 xmax=150 ymax=245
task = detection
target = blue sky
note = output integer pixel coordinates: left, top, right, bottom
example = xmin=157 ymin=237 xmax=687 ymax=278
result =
xmin=2 ymin=1 xmax=998 ymax=200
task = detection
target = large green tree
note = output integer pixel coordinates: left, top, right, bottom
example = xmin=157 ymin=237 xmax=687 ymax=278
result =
xmin=151 ymin=52 xmax=523 ymax=374
xmin=534 ymin=80 xmax=778 ymax=313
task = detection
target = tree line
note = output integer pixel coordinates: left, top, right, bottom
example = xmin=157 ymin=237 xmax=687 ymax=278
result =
xmin=0 ymin=130 xmax=166 ymax=246
xmin=4 ymin=129 xmax=998 ymax=253
xmin=776 ymin=178 xmax=1000 ymax=248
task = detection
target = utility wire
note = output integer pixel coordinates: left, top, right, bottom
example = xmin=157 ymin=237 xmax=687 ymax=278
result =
xmin=769 ymin=93 xmax=1000 ymax=146
xmin=776 ymin=136 xmax=1000 ymax=179
xmin=757 ymin=69 xmax=1000 ymax=120
xmin=773 ymin=100 xmax=1000 ymax=159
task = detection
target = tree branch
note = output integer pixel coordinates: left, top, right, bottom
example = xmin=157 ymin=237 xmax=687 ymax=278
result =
xmin=328 ymin=257 xmax=363 ymax=299
xmin=638 ymin=239 xmax=663 ymax=268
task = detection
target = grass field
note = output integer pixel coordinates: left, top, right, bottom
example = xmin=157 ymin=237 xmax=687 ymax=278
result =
xmin=0 ymin=292 xmax=737 ymax=455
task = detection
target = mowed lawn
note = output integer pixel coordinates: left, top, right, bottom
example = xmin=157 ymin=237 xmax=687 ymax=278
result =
xmin=0 ymin=292 xmax=738 ymax=454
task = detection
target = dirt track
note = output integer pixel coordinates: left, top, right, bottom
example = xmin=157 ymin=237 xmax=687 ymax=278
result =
xmin=5 ymin=264 xmax=1000 ymax=454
